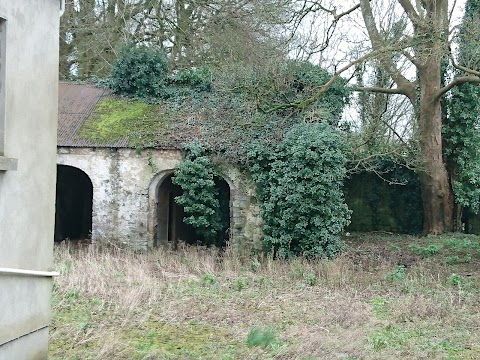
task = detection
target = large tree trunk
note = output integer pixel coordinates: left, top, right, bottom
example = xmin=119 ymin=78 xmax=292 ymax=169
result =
xmin=417 ymin=63 xmax=454 ymax=234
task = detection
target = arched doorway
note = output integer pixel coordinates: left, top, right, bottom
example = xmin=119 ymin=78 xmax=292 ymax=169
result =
xmin=154 ymin=173 xmax=231 ymax=248
xmin=55 ymin=165 xmax=93 ymax=242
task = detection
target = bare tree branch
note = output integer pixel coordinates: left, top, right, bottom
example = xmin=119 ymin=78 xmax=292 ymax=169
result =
xmin=436 ymin=76 xmax=480 ymax=99
xmin=355 ymin=86 xmax=411 ymax=95
xmin=397 ymin=0 xmax=420 ymax=24
xmin=332 ymin=3 xmax=361 ymax=21
xmin=359 ymin=0 xmax=416 ymax=102
xmin=451 ymin=57 xmax=480 ymax=77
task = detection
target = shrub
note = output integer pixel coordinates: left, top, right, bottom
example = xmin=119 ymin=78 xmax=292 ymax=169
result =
xmin=249 ymin=122 xmax=351 ymax=258
xmin=109 ymin=43 xmax=169 ymax=98
xmin=408 ymin=244 xmax=442 ymax=258
xmin=172 ymin=143 xmax=223 ymax=246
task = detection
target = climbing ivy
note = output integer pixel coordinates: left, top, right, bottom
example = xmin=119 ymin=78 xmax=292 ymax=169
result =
xmin=248 ymin=123 xmax=351 ymax=258
xmin=171 ymin=143 xmax=224 ymax=246
xmin=445 ymin=0 xmax=480 ymax=216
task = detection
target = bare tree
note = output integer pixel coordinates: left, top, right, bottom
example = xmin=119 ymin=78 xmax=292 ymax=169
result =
xmin=59 ymin=0 xmax=294 ymax=78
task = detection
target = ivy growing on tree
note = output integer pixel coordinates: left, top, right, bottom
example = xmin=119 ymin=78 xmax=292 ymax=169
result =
xmin=444 ymin=0 xmax=480 ymax=226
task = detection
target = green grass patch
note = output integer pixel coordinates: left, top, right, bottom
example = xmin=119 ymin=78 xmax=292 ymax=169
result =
xmin=409 ymin=243 xmax=442 ymax=257
xmin=125 ymin=321 xmax=242 ymax=359
xmin=246 ymin=326 xmax=278 ymax=349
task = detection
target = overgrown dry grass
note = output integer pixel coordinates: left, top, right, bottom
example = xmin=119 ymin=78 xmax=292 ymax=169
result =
xmin=49 ymin=234 xmax=480 ymax=359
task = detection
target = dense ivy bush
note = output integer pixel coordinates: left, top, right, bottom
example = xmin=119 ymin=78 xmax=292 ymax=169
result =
xmin=249 ymin=122 xmax=351 ymax=258
xmin=109 ymin=43 xmax=212 ymax=100
xmin=171 ymin=143 xmax=223 ymax=246
xmin=109 ymin=43 xmax=169 ymax=98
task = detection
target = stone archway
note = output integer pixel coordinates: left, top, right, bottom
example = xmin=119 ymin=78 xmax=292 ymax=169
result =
xmin=148 ymin=171 xmax=232 ymax=248
xmin=55 ymin=165 xmax=93 ymax=242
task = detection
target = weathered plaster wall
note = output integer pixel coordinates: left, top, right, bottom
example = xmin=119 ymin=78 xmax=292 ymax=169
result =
xmin=57 ymin=147 xmax=262 ymax=250
xmin=0 ymin=1 xmax=59 ymax=358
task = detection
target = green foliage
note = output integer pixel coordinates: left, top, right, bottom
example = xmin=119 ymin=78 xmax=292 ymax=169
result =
xmin=409 ymin=244 xmax=442 ymax=258
xmin=168 ymin=67 xmax=212 ymax=91
xmin=371 ymin=297 xmax=390 ymax=320
xmin=447 ymin=273 xmax=466 ymax=287
xmin=109 ymin=43 xmax=213 ymax=100
xmin=172 ymin=143 xmax=224 ymax=246
xmin=109 ymin=43 xmax=169 ymax=98
xmin=369 ymin=324 xmax=422 ymax=351
xmin=386 ymin=266 xmax=406 ymax=282
xmin=201 ymin=273 xmax=217 ymax=285
xmin=443 ymin=236 xmax=480 ymax=251
xmin=304 ymin=272 xmax=317 ymax=286
xmin=100 ymin=53 xmax=353 ymax=254
xmin=444 ymin=0 xmax=480 ymax=214
xmin=249 ymin=122 xmax=351 ymax=258
xmin=446 ymin=255 xmax=471 ymax=265
xmin=229 ymin=277 xmax=247 ymax=291
xmin=445 ymin=82 xmax=480 ymax=214
xmin=246 ymin=326 xmax=277 ymax=349
xmin=246 ymin=60 xmax=350 ymax=125
xmin=99 ymin=54 xmax=350 ymax=165
xmin=250 ymin=260 xmax=261 ymax=272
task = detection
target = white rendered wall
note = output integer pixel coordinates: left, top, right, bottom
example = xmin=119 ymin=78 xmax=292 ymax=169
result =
xmin=0 ymin=1 xmax=59 ymax=358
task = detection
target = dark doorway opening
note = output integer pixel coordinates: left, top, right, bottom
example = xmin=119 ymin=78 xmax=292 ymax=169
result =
xmin=155 ymin=174 xmax=231 ymax=248
xmin=55 ymin=165 xmax=93 ymax=242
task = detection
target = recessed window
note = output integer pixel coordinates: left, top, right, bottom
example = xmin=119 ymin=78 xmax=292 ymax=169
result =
xmin=0 ymin=17 xmax=6 ymax=156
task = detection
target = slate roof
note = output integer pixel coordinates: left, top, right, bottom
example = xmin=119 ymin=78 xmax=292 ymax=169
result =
xmin=58 ymin=82 xmax=129 ymax=148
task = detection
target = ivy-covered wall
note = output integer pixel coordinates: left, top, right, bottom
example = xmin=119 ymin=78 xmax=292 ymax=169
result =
xmin=345 ymin=170 xmax=424 ymax=234
xmin=345 ymin=170 xmax=480 ymax=235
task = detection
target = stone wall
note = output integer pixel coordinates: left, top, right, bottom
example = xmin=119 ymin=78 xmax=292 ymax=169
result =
xmin=57 ymin=147 xmax=262 ymax=250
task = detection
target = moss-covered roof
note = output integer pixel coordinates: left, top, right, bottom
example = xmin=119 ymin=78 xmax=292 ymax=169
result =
xmin=57 ymin=81 xmax=290 ymax=159
xmin=58 ymin=82 xmax=129 ymax=148
xmin=58 ymin=81 xmax=263 ymax=152
xmin=58 ymin=62 xmax=349 ymax=164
